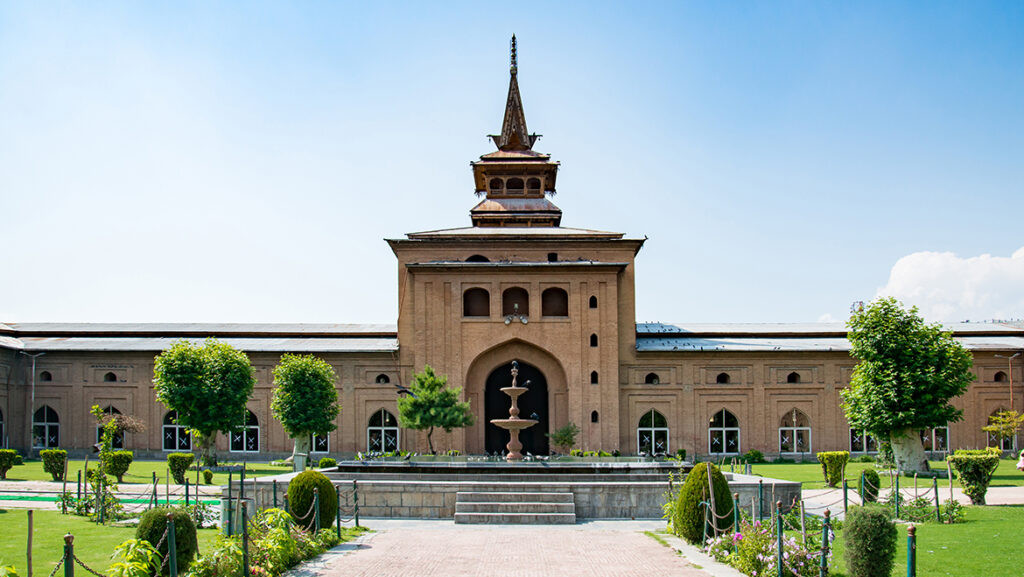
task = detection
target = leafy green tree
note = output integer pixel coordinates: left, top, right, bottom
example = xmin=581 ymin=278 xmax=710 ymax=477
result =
xmin=153 ymin=339 xmax=256 ymax=466
xmin=271 ymin=354 xmax=339 ymax=471
xmin=397 ymin=365 xmax=475 ymax=454
xmin=982 ymin=410 xmax=1024 ymax=449
xmin=841 ymin=297 xmax=973 ymax=473
xmin=547 ymin=422 xmax=580 ymax=454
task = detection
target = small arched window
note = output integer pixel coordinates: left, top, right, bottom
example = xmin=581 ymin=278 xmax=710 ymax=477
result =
xmin=466 ymin=254 xmax=490 ymax=263
xmin=375 ymin=374 xmax=390 ymax=384
xmin=39 ymin=371 xmax=52 ymax=382
xmin=368 ymin=408 xmax=399 ymax=452
xmin=591 ymin=410 xmax=599 ymax=423
xmin=716 ymin=372 xmax=730 ymax=384
xmin=32 ymin=405 xmax=60 ymax=449
xmin=527 ymin=178 xmax=541 ymax=190
xmin=489 ymin=178 xmax=503 ymax=191
xmin=103 ymin=372 xmax=117 ymax=382
xmin=463 ymin=288 xmax=490 ymax=317
xmin=644 ymin=372 xmax=660 ymax=384
xmin=506 ymin=177 xmax=524 ymax=192
xmin=589 ymin=296 xmax=598 ymax=309
xmin=502 ymin=287 xmax=529 ymax=316
xmin=786 ymin=372 xmax=801 ymax=384
xmin=590 ymin=371 xmax=599 ymax=384
xmin=541 ymin=287 xmax=568 ymax=317
xmin=590 ymin=334 xmax=599 ymax=347
xmin=230 ymin=410 xmax=260 ymax=453
xmin=995 ymin=371 xmax=1008 ymax=383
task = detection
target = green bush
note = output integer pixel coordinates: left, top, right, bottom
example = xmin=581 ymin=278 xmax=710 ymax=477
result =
xmin=317 ymin=457 xmax=337 ymax=469
xmin=947 ymin=447 xmax=1001 ymax=505
xmin=287 ymin=471 xmax=338 ymax=529
xmin=741 ymin=449 xmax=765 ymax=464
xmin=853 ymin=454 xmax=875 ymax=463
xmin=202 ymin=469 xmax=214 ymax=484
xmin=103 ymin=450 xmax=133 ymax=483
xmin=40 ymin=449 xmax=67 ymax=481
xmin=859 ymin=469 xmax=880 ymax=503
xmin=167 ymin=453 xmax=194 ymax=484
xmin=816 ymin=450 xmax=849 ymax=487
xmin=136 ymin=507 xmax=198 ymax=575
xmin=844 ymin=505 xmax=897 ymax=577
xmin=670 ymin=462 xmax=734 ymax=544
xmin=0 ymin=449 xmax=18 ymax=479
xmin=675 ymin=448 xmax=687 ymax=461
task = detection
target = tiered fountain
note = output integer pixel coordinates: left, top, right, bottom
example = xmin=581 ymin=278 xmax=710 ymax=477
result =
xmin=489 ymin=360 xmax=538 ymax=461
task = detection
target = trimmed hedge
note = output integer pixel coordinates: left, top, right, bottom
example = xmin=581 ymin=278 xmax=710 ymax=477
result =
xmin=817 ymin=450 xmax=849 ymax=487
xmin=202 ymin=469 xmax=214 ymax=484
xmin=671 ymin=462 xmax=734 ymax=544
xmin=137 ymin=507 xmax=198 ymax=575
xmin=0 ymin=449 xmax=18 ymax=479
xmin=167 ymin=453 xmax=194 ymax=484
xmin=318 ymin=457 xmax=337 ymax=469
xmin=947 ymin=447 xmax=1001 ymax=505
xmin=844 ymin=505 xmax=896 ymax=577
xmin=287 ymin=470 xmax=338 ymax=529
xmin=40 ymin=449 xmax=67 ymax=482
xmin=103 ymin=450 xmax=133 ymax=483
xmin=859 ymin=469 xmax=880 ymax=503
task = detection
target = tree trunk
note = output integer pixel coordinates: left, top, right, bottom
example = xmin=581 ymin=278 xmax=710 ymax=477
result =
xmin=426 ymin=427 xmax=435 ymax=455
xmin=292 ymin=436 xmax=310 ymax=472
xmin=197 ymin=433 xmax=218 ymax=467
xmin=890 ymin=429 xmax=929 ymax=473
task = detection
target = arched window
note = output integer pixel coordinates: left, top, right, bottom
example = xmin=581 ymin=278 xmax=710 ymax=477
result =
xmin=375 ymin=374 xmax=391 ymax=384
xmin=920 ymin=425 xmax=949 ymax=452
xmin=849 ymin=429 xmax=877 ymax=453
xmin=32 ymin=405 xmax=60 ymax=449
xmin=502 ymin=287 xmax=529 ymax=316
xmin=310 ymin=433 xmax=329 ymax=454
xmin=230 ymin=410 xmax=260 ymax=453
xmin=995 ymin=371 xmax=1008 ymax=382
xmin=644 ymin=372 xmax=660 ymax=384
xmin=367 ymin=409 xmax=399 ymax=452
xmin=466 ymin=254 xmax=490 ymax=263
xmin=786 ymin=372 xmax=800 ymax=384
xmin=590 ymin=371 xmax=599 ymax=384
xmin=463 ymin=288 xmax=490 ymax=317
xmin=527 ymin=178 xmax=541 ymax=191
xmin=591 ymin=410 xmax=599 ymax=423
xmin=708 ymin=409 xmax=740 ymax=455
xmin=39 ymin=371 xmax=52 ymax=382
xmin=541 ymin=288 xmax=568 ymax=317
xmin=506 ymin=177 xmax=524 ymax=192
xmin=163 ymin=411 xmax=191 ymax=451
xmin=589 ymin=296 xmax=598 ymax=309
xmin=489 ymin=178 xmax=503 ymax=191
xmin=779 ymin=408 xmax=811 ymax=454
xmin=590 ymin=334 xmax=598 ymax=347
xmin=103 ymin=372 xmax=117 ymax=382
xmin=716 ymin=372 xmax=730 ymax=384
xmin=96 ymin=406 xmax=124 ymax=449
xmin=637 ymin=409 xmax=669 ymax=455
xmin=987 ymin=409 xmax=1014 ymax=450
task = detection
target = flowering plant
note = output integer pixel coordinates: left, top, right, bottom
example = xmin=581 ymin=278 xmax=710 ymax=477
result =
xmin=704 ymin=519 xmax=826 ymax=577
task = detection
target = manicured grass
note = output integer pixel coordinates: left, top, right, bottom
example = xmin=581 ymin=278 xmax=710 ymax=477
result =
xmin=740 ymin=458 xmax=1024 ymax=489
xmin=0 ymin=509 xmax=220 ymax=575
xmin=3 ymin=459 xmax=292 ymax=486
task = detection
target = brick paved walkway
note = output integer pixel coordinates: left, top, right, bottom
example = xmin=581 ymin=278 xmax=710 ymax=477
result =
xmin=296 ymin=520 xmax=715 ymax=577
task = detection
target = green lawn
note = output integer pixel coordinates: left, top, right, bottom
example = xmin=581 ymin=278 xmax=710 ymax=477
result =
xmin=737 ymin=458 xmax=1024 ymax=489
xmin=0 ymin=509 xmax=220 ymax=575
xmin=3 ymin=459 xmax=292 ymax=486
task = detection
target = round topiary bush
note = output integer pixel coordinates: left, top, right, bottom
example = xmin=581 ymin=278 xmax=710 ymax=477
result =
xmin=860 ymin=469 xmax=880 ymax=503
xmin=136 ymin=507 xmax=198 ymax=575
xmin=202 ymin=469 xmax=214 ymax=484
xmin=287 ymin=470 xmax=338 ymax=530
xmin=103 ymin=450 xmax=133 ymax=483
xmin=318 ymin=457 xmax=337 ymax=469
xmin=844 ymin=505 xmax=896 ymax=577
xmin=671 ymin=462 xmax=734 ymax=544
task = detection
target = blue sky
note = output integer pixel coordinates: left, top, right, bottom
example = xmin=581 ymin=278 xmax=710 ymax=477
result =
xmin=2 ymin=2 xmax=1022 ymax=324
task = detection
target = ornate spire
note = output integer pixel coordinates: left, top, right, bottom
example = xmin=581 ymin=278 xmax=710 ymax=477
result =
xmin=491 ymin=35 xmax=539 ymax=151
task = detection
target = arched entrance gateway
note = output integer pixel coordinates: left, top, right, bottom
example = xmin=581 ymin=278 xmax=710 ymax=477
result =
xmin=485 ymin=361 xmax=549 ymax=455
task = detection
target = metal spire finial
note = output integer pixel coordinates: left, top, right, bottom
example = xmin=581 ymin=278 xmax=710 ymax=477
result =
xmin=510 ymin=34 xmax=518 ymax=74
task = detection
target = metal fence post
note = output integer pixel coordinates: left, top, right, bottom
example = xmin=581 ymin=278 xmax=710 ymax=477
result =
xmin=932 ymin=477 xmax=941 ymax=523
xmin=842 ymin=479 xmax=848 ymax=516
xmin=860 ymin=470 xmax=865 ymax=503
xmin=77 ymin=471 xmax=82 ymax=500
xmin=284 ymin=494 xmax=290 ymax=515
xmin=167 ymin=513 xmax=178 ymax=577
xmin=819 ymin=510 xmax=831 ymax=577
xmin=776 ymin=501 xmax=784 ymax=577
xmin=732 ymin=493 xmax=739 ymax=532
xmin=64 ymin=534 xmax=74 ymax=577
xmin=758 ymin=479 xmax=764 ymax=522
xmin=336 ymin=485 xmax=342 ymax=539
xmin=98 ymin=476 xmax=105 ymax=525
xmin=353 ymin=480 xmax=359 ymax=528
xmin=273 ymin=480 xmax=278 ymax=509
xmin=242 ymin=501 xmax=249 ymax=577
xmin=314 ymin=487 xmax=321 ymax=532
xmin=906 ymin=524 xmax=916 ymax=577
xmin=895 ymin=475 xmax=901 ymax=519
xmin=152 ymin=472 xmax=157 ymax=509
xmin=185 ymin=478 xmax=190 ymax=506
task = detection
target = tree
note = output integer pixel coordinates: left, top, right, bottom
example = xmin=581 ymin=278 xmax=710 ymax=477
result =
xmin=153 ymin=338 xmax=256 ymax=466
xmin=547 ymin=422 xmax=580 ymax=454
xmin=271 ymin=354 xmax=339 ymax=471
xmin=982 ymin=410 xmax=1024 ymax=449
xmin=397 ymin=365 xmax=475 ymax=454
xmin=840 ymin=297 xmax=973 ymax=473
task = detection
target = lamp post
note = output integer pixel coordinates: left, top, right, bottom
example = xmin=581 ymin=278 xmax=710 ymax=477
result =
xmin=19 ymin=351 xmax=45 ymax=456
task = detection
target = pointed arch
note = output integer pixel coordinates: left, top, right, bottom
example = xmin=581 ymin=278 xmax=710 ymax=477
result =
xmin=32 ymin=405 xmax=60 ymax=449
xmin=779 ymin=408 xmax=811 ymax=454
xmin=708 ymin=408 xmax=740 ymax=455
xmin=367 ymin=408 xmax=399 ymax=452
xmin=230 ymin=410 xmax=260 ymax=453
xmin=162 ymin=411 xmax=191 ymax=451
xmin=637 ymin=409 xmax=669 ymax=455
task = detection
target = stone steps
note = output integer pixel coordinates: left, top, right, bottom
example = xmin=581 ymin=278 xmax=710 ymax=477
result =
xmin=453 ymin=490 xmax=576 ymax=524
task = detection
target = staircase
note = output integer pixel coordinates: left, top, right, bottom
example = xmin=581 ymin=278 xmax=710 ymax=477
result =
xmin=454 ymin=491 xmax=576 ymax=524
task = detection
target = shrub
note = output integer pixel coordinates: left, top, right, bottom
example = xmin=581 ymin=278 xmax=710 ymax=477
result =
xmin=742 ymin=449 xmax=765 ymax=464
xmin=816 ymin=451 xmax=849 ymax=487
xmin=286 ymin=471 xmax=338 ymax=529
xmin=104 ymin=450 xmax=134 ymax=483
xmin=0 ymin=449 xmax=18 ymax=480
xmin=547 ymin=422 xmax=580 ymax=454
xmin=167 ymin=453 xmax=194 ymax=484
xmin=136 ymin=507 xmax=198 ymax=575
xmin=40 ymin=449 xmax=67 ymax=481
xmin=675 ymin=448 xmax=687 ymax=461
xmin=317 ymin=457 xmax=337 ymax=469
xmin=853 ymin=454 xmax=875 ymax=463
xmin=947 ymin=447 xmax=1001 ymax=504
xmin=844 ymin=505 xmax=896 ymax=577
xmin=202 ymin=469 xmax=214 ymax=484
xmin=670 ymin=462 xmax=734 ymax=544
xmin=859 ymin=469 xmax=880 ymax=503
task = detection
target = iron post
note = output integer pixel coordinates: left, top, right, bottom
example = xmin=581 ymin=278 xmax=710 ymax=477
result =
xmin=314 ymin=487 xmax=321 ymax=532
xmin=906 ymin=524 xmax=916 ymax=577
xmin=820 ymin=509 xmax=831 ymax=577
xmin=242 ymin=501 xmax=249 ymax=577
xmin=167 ymin=513 xmax=178 ymax=577
xmin=776 ymin=501 xmax=783 ymax=577
xmin=63 ymin=534 xmax=74 ymax=577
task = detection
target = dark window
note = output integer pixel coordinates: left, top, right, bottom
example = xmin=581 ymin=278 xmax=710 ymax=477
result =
xmin=489 ymin=178 xmax=503 ymax=191
xmin=103 ymin=372 xmax=117 ymax=382
xmin=590 ymin=371 xmax=599 ymax=384
xmin=638 ymin=409 xmax=669 ymax=455
xmin=589 ymin=296 xmax=598 ymax=309
xmin=644 ymin=372 xmax=660 ymax=384
xmin=32 ymin=405 xmax=60 ymax=449
xmin=466 ymin=254 xmax=490 ymax=263
xmin=527 ymin=178 xmax=541 ymax=190
xmin=368 ymin=409 xmax=399 ymax=452
xmin=375 ymin=374 xmax=390 ymax=384
xmin=779 ymin=408 xmax=811 ymax=454
xmin=995 ymin=371 xmax=1008 ymax=382
xmin=502 ymin=287 xmax=529 ymax=316
xmin=506 ymin=177 xmax=524 ymax=191
xmin=591 ymin=410 xmax=599 ymax=423
xmin=163 ymin=411 xmax=191 ymax=451
xmin=96 ymin=406 xmax=124 ymax=449
xmin=590 ymin=334 xmax=598 ymax=347
xmin=311 ymin=433 xmax=329 ymax=453
xmin=786 ymin=372 xmax=801 ymax=384
xmin=541 ymin=288 xmax=568 ymax=317
xmin=547 ymin=252 xmax=558 ymax=262
xmin=716 ymin=372 xmax=730 ymax=384
xmin=463 ymin=288 xmax=490 ymax=317
xmin=39 ymin=371 xmax=52 ymax=382
xmin=230 ymin=410 xmax=260 ymax=453
xmin=708 ymin=409 xmax=740 ymax=454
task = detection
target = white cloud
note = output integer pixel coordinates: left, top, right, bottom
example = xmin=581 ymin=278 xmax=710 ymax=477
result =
xmin=817 ymin=313 xmax=838 ymax=323
xmin=876 ymin=247 xmax=1024 ymax=322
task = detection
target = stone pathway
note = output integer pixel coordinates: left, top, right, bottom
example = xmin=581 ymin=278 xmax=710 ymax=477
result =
xmin=289 ymin=519 xmax=717 ymax=577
